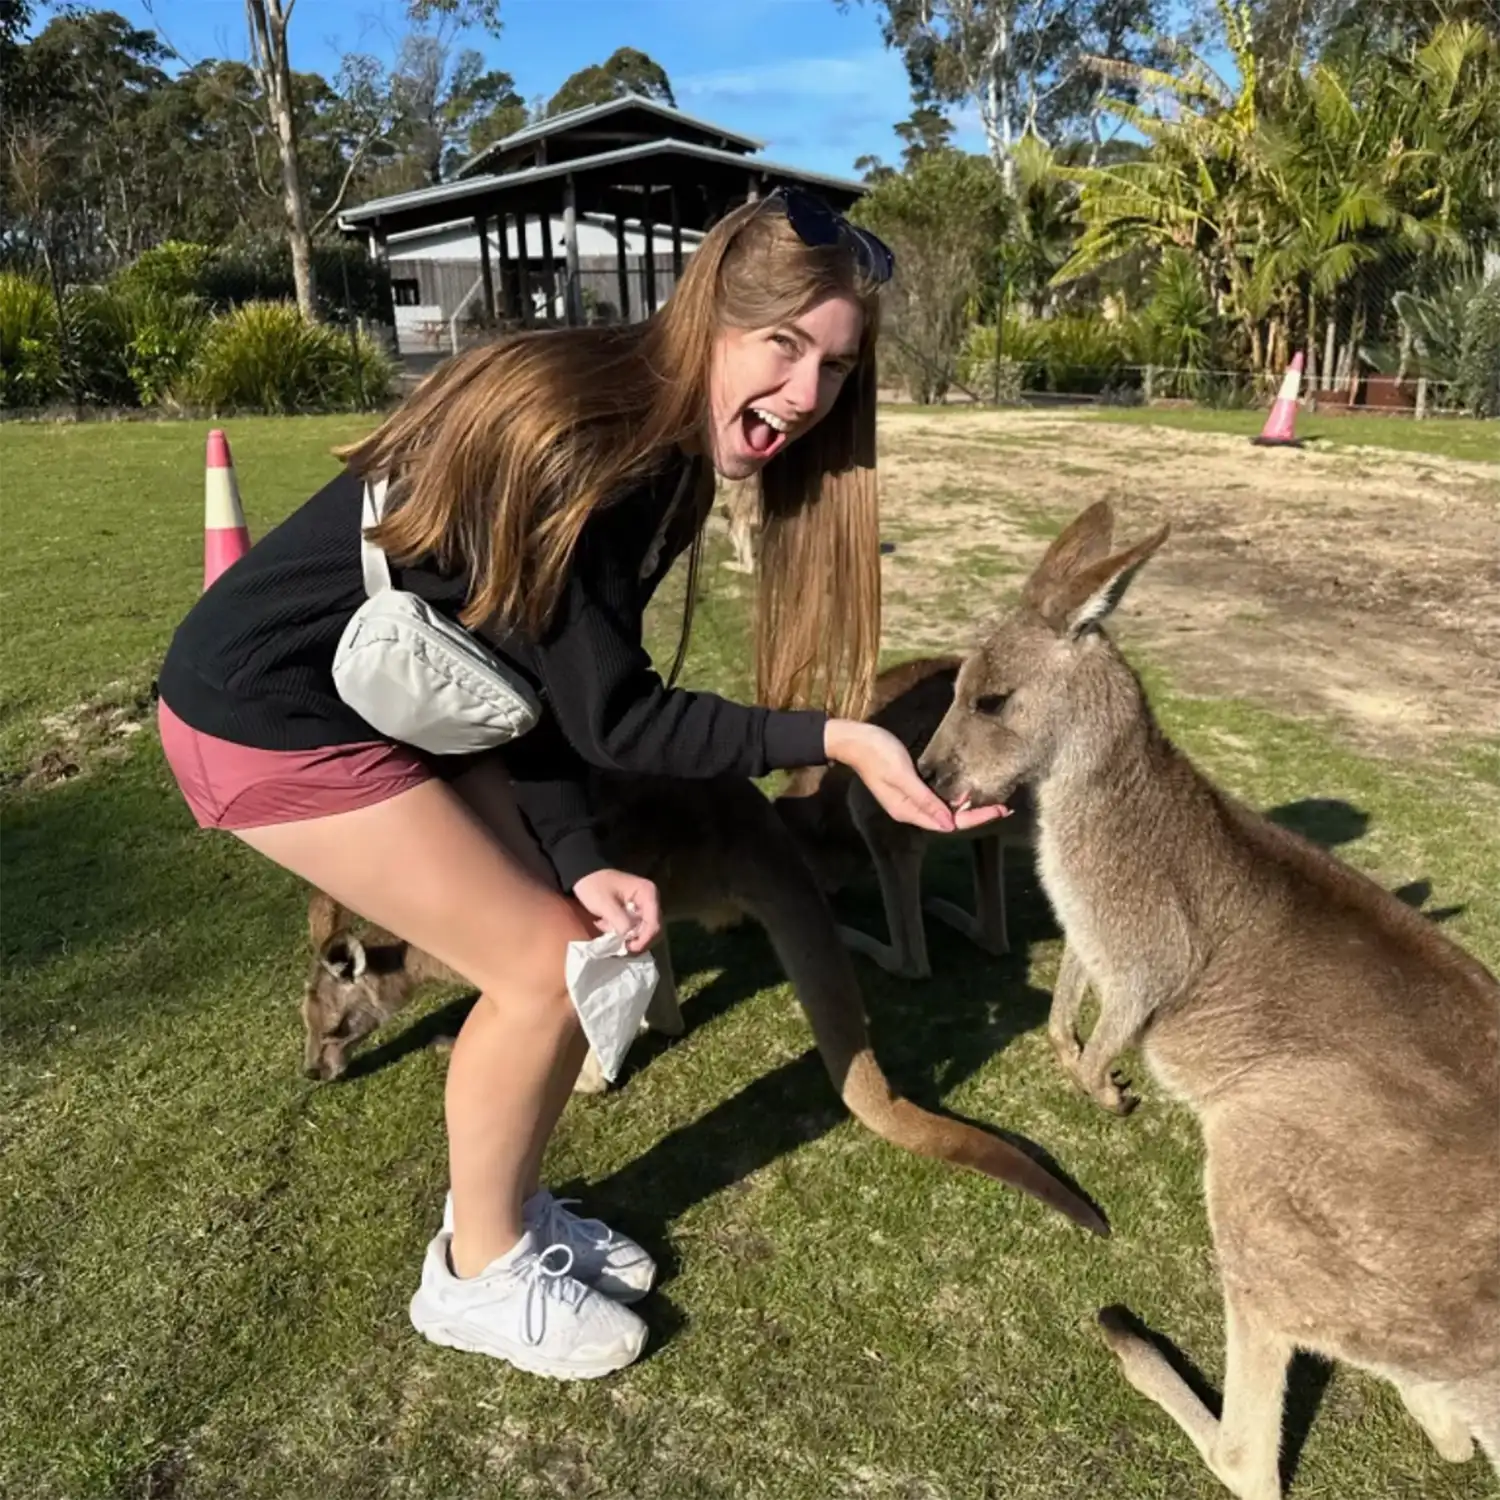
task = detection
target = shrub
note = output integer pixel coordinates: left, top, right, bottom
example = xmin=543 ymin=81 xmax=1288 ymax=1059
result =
xmin=118 ymin=287 xmax=210 ymax=407
xmin=56 ymin=281 xmax=210 ymax=408
xmin=113 ymin=241 xmax=218 ymax=300
xmin=1039 ymin=315 xmax=1131 ymax=394
xmin=0 ymin=271 xmax=61 ymax=408
xmin=1393 ymin=278 xmax=1478 ymax=384
xmin=201 ymin=237 xmax=393 ymax=324
xmin=187 ymin=301 xmax=394 ymax=413
xmin=60 ymin=285 xmax=137 ymax=407
xmin=958 ymin=316 xmax=1047 ymax=395
xmin=1455 ymin=278 xmax=1500 ymax=418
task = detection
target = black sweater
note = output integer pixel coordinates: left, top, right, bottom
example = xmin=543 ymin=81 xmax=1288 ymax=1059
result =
xmin=156 ymin=454 xmax=830 ymax=888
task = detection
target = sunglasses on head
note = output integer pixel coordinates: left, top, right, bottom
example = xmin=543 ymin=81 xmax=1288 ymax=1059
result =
xmin=762 ymin=185 xmax=895 ymax=285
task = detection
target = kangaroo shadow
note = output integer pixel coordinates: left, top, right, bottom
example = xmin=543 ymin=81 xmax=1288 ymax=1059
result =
xmin=1390 ymin=878 xmax=1465 ymax=925
xmin=334 ymin=919 xmax=791 ymax=1087
xmin=571 ymin=842 xmax=1098 ymax=1256
xmin=1262 ymin=798 xmax=1465 ymax=923
xmin=1264 ymin=796 xmax=1369 ymax=849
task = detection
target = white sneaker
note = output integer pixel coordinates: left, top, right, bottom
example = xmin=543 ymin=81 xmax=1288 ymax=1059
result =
xmin=408 ymin=1228 xmax=647 ymax=1380
xmin=441 ymin=1189 xmax=656 ymax=1304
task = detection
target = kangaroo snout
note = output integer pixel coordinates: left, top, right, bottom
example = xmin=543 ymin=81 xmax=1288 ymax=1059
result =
xmin=915 ymin=743 xmax=957 ymax=799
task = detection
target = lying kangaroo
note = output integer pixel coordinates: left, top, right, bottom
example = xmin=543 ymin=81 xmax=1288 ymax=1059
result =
xmin=775 ymin=656 xmax=1040 ymax=979
xmin=302 ymin=892 xmax=685 ymax=1090
xmin=719 ymin=480 xmax=759 ymax=574
xmin=918 ymin=499 xmax=1500 ymax=1494
xmin=300 ymin=771 xmax=1109 ymax=1237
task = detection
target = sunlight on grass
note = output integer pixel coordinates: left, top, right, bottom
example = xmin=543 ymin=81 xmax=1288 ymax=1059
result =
xmin=2 ymin=417 xmax=1494 ymax=1500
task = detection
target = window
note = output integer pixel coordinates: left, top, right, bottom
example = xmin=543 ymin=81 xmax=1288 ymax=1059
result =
xmin=391 ymin=277 xmax=421 ymax=307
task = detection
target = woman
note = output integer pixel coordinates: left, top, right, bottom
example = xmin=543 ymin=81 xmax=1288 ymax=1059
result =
xmin=155 ymin=188 xmax=994 ymax=1380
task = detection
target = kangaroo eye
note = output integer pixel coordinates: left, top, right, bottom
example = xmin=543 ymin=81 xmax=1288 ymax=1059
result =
xmin=974 ymin=694 xmax=1006 ymax=716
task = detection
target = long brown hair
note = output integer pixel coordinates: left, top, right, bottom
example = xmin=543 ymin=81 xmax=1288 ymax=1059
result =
xmin=335 ymin=196 xmax=883 ymax=718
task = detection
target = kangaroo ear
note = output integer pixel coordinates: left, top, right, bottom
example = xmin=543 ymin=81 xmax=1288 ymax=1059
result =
xmin=1022 ymin=500 xmax=1116 ymax=612
xmin=321 ymin=934 xmax=367 ymax=982
xmin=1036 ymin=523 xmax=1170 ymax=637
xmin=307 ymin=888 xmax=352 ymax=948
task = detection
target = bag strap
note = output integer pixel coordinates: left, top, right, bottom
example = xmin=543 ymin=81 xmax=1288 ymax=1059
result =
xmin=360 ymin=478 xmax=393 ymax=598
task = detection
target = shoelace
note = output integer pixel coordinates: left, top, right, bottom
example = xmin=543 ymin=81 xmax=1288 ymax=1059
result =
xmin=536 ymin=1196 xmax=617 ymax=1257
xmin=518 ymin=1242 xmax=587 ymax=1347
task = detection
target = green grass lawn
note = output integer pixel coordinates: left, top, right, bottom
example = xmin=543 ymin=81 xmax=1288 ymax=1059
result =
xmin=2 ymin=418 xmax=1496 ymax=1499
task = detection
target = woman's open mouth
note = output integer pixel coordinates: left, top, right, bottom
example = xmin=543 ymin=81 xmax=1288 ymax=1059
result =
xmin=740 ymin=405 xmax=789 ymax=462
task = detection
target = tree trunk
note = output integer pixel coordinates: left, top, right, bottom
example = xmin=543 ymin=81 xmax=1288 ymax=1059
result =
xmin=1305 ymin=290 xmax=1319 ymax=389
xmin=248 ymin=0 xmax=317 ymax=321
xmin=1322 ymin=308 xmax=1337 ymax=394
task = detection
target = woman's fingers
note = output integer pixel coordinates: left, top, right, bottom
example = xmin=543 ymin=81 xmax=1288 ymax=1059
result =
xmin=623 ymin=885 xmax=661 ymax=952
xmin=954 ymin=803 xmax=1009 ymax=831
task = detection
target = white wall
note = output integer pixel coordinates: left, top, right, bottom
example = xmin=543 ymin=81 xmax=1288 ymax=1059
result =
xmin=388 ymin=215 xmax=702 ymax=266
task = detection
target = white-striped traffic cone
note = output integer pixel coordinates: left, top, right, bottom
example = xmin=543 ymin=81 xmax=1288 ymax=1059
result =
xmin=203 ymin=428 xmax=251 ymax=589
xmin=1251 ymin=352 xmax=1305 ymax=448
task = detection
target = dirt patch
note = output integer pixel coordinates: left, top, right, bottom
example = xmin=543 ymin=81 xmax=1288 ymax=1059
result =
xmin=2 ymin=679 xmax=155 ymax=793
xmin=876 ymin=412 xmax=1500 ymax=756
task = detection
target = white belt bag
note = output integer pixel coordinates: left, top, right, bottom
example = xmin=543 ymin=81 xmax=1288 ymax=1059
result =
xmin=331 ymin=477 xmax=542 ymax=757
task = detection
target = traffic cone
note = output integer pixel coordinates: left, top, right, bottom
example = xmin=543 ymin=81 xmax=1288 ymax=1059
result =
xmin=203 ymin=428 xmax=251 ymax=589
xmin=1251 ymin=351 xmax=1305 ymax=448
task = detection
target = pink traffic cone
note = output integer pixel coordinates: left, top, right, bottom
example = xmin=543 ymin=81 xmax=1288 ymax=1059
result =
xmin=203 ymin=429 xmax=251 ymax=589
xmin=1251 ymin=351 xmax=1305 ymax=448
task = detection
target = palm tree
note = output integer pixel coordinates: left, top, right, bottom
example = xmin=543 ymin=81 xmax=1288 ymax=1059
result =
xmin=1004 ymin=134 xmax=1079 ymax=317
xmin=1053 ymin=7 xmax=1500 ymax=383
xmin=1053 ymin=0 xmax=1268 ymax=364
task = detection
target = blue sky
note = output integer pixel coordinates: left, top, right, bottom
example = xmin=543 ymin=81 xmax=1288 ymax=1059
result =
xmin=88 ymin=0 xmax=992 ymax=182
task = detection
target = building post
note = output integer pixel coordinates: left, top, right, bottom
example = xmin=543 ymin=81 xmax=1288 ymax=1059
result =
xmin=643 ymin=188 xmax=657 ymax=315
xmin=614 ymin=209 xmax=631 ymax=323
xmin=563 ymin=173 xmax=582 ymax=326
xmin=475 ymin=211 xmax=496 ymax=325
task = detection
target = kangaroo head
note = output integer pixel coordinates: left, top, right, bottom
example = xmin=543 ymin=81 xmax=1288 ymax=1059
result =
xmin=301 ymin=892 xmax=436 ymax=1080
xmin=919 ymin=501 xmax=1169 ymax=812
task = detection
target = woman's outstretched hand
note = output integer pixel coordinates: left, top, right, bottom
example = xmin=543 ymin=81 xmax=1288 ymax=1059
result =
xmin=573 ymin=868 xmax=661 ymax=953
xmin=824 ymin=719 xmax=1009 ymax=833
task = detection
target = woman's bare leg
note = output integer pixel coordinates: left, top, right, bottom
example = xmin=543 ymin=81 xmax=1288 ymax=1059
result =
xmin=237 ymin=772 xmax=590 ymax=1277
xmin=443 ymin=758 xmax=593 ymax=1205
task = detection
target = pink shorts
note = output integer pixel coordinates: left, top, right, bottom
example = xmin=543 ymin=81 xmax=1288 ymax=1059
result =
xmin=157 ymin=697 xmax=435 ymax=830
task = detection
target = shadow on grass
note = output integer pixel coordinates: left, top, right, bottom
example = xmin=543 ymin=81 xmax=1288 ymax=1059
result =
xmin=1265 ymin=796 xmax=1369 ymax=848
xmin=1 ymin=744 xmax=309 ymax=1061
xmin=1263 ymin=798 xmax=1464 ymax=922
xmin=333 ymin=791 xmax=1459 ymax=1265
xmin=569 ymin=846 xmax=1103 ymax=1267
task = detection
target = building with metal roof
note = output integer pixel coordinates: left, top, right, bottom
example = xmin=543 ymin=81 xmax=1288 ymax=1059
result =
xmin=338 ymin=93 xmax=866 ymax=339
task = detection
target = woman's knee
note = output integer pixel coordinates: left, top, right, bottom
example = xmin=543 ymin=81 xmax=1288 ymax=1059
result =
xmin=472 ymin=895 xmax=592 ymax=1018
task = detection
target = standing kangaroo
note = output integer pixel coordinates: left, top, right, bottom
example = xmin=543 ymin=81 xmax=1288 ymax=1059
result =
xmin=775 ymin=656 xmax=1040 ymax=979
xmin=300 ymin=771 xmax=1109 ymax=1238
xmin=917 ymin=499 xmax=1500 ymax=1495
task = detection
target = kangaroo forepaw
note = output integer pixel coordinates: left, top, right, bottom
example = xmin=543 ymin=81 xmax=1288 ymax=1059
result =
xmin=924 ymin=897 xmax=1011 ymax=957
xmin=1048 ymin=1029 xmax=1083 ymax=1073
xmin=837 ymin=924 xmax=930 ymax=980
xmin=1095 ymin=1071 xmax=1139 ymax=1116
